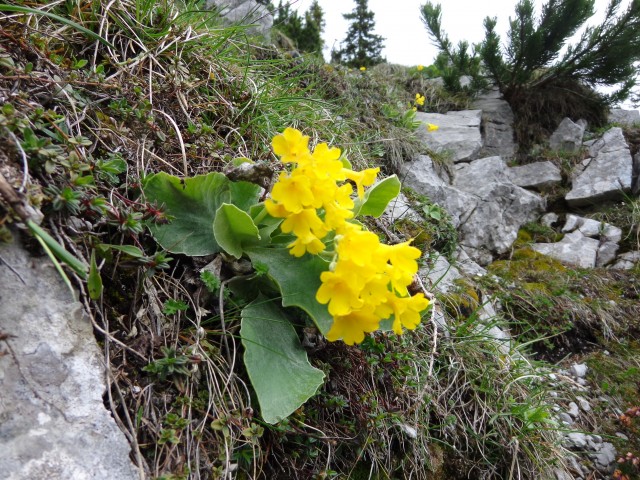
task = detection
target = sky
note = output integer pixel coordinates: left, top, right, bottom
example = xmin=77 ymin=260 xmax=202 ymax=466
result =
xmin=287 ymin=0 xmax=626 ymax=67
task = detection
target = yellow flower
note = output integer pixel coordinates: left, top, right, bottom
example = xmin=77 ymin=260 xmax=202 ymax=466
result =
xmin=343 ymin=167 xmax=379 ymax=199
xmin=417 ymin=64 xmax=424 ymax=71
xmin=326 ymin=306 xmax=381 ymax=345
xmin=388 ymin=293 xmax=430 ymax=335
xmin=281 ymin=208 xmax=327 ymax=239
xmin=316 ymin=269 xmax=364 ymax=316
xmin=311 ymin=143 xmax=344 ymax=180
xmin=288 ymin=232 xmax=325 ymax=257
xmin=426 ymin=123 xmax=439 ymax=132
xmin=335 ymin=226 xmax=381 ymax=267
xmin=359 ymin=66 xmax=366 ymax=71
xmin=272 ymin=127 xmax=311 ymax=164
xmin=412 ymin=106 xmax=417 ymax=112
xmin=264 ymin=198 xmax=289 ymax=218
xmin=270 ymin=173 xmax=314 ymax=213
xmin=415 ymin=93 xmax=425 ymax=106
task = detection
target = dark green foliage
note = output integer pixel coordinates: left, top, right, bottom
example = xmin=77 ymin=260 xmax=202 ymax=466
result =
xmin=420 ymin=3 xmax=486 ymax=93
xmin=421 ymin=0 xmax=640 ymax=148
xmin=272 ymin=0 xmax=324 ymax=54
xmin=332 ymin=0 xmax=385 ymax=68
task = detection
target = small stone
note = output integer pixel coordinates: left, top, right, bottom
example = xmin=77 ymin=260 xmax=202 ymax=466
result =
xmin=548 ymin=373 xmax=557 ymax=381
xmin=591 ymin=442 xmax=617 ymax=471
xmin=550 ymin=391 xmax=558 ymax=398
xmin=576 ymin=397 xmax=591 ymax=412
xmin=615 ymin=432 xmax=629 ymax=441
xmin=558 ymin=413 xmax=574 ymax=425
xmin=577 ymin=378 xmax=587 ymax=386
xmin=570 ymin=363 xmax=588 ymax=378
xmin=568 ymin=402 xmax=580 ymax=418
xmin=565 ymin=432 xmax=587 ymax=449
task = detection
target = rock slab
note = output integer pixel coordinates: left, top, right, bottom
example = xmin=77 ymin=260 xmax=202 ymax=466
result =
xmin=0 ymin=234 xmax=138 ymax=480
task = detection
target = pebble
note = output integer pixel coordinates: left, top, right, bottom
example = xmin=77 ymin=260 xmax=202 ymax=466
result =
xmin=567 ymin=402 xmax=580 ymax=418
xmin=615 ymin=432 xmax=629 ymax=441
xmin=570 ymin=363 xmax=588 ymax=378
xmin=576 ymin=397 xmax=591 ymax=412
xmin=558 ymin=413 xmax=573 ymax=425
xmin=566 ymin=432 xmax=587 ymax=449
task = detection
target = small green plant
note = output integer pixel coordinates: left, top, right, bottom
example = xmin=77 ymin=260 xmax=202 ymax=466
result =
xmin=143 ymin=346 xmax=192 ymax=382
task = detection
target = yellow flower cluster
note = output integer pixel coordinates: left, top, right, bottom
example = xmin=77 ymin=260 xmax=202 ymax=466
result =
xmin=266 ymin=127 xmax=379 ymax=257
xmin=417 ymin=64 xmax=424 ymax=71
xmin=415 ymin=93 xmax=426 ymax=106
xmin=266 ymin=128 xmax=430 ymax=345
xmin=359 ymin=66 xmax=367 ymax=71
xmin=426 ymin=123 xmax=439 ymax=132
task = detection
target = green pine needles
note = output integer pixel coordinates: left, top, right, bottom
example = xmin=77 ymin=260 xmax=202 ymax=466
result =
xmin=332 ymin=0 xmax=385 ymax=68
xmin=421 ymin=0 xmax=640 ymax=147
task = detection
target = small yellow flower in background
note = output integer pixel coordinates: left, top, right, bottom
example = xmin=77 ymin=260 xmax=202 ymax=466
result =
xmin=426 ymin=123 xmax=439 ymax=132
xmin=417 ymin=64 xmax=424 ymax=71
xmin=412 ymin=106 xmax=417 ymax=112
xmin=359 ymin=66 xmax=366 ymax=71
xmin=415 ymin=93 xmax=425 ymax=106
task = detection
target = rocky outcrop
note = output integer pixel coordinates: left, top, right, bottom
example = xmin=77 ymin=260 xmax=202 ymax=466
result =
xmin=401 ymin=155 xmax=545 ymax=265
xmin=609 ymin=108 xmax=640 ymax=126
xmin=565 ymin=127 xmax=633 ymax=206
xmin=472 ymin=88 xmax=517 ymax=159
xmin=415 ymin=110 xmax=483 ymax=162
xmin=549 ymin=117 xmax=586 ymax=152
xmin=0 ymin=234 xmax=139 ymax=480
xmin=508 ymin=161 xmax=562 ymax=191
xmin=205 ymin=0 xmax=273 ymax=38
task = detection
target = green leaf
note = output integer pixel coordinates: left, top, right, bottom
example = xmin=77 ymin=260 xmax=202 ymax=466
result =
xmin=213 ymin=203 xmax=260 ymax=258
xmin=100 ymin=244 xmax=146 ymax=258
xmin=0 ymin=5 xmax=115 ymax=49
xmin=143 ymin=172 xmax=261 ymax=256
xmin=241 ymin=297 xmax=325 ymax=424
xmin=355 ymin=175 xmax=401 ymax=218
xmin=245 ymin=246 xmax=333 ymax=334
xmin=88 ymin=250 xmax=103 ymax=300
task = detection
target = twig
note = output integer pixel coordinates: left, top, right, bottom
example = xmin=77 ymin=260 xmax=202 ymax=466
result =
xmin=153 ymin=109 xmax=187 ymax=176
xmin=4 ymin=129 xmax=29 ymax=192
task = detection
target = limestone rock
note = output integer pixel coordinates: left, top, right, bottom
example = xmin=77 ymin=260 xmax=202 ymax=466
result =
xmin=414 ymin=110 xmax=483 ymax=162
xmin=420 ymin=253 xmax=462 ymax=294
xmin=400 ymin=155 xmax=477 ymax=227
xmin=565 ymin=128 xmax=633 ymax=206
xmin=205 ymin=0 xmax=273 ymax=38
xmin=608 ymin=108 xmax=640 ymax=126
xmin=532 ymin=231 xmax=600 ymax=268
xmin=382 ymin=191 xmax=422 ymax=223
xmin=0 ymin=234 xmax=138 ymax=480
xmin=611 ymin=251 xmax=640 ymax=269
xmin=508 ymin=161 xmax=562 ymax=191
xmin=472 ymin=89 xmax=517 ymax=158
xmin=549 ymin=117 xmax=586 ymax=152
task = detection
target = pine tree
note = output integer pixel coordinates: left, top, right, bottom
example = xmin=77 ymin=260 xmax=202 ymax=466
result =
xmin=272 ymin=1 xmax=324 ymax=55
xmin=334 ymin=0 xmax=385 ymax=68
xmin=421 ymin=0 xmax=640 ymax=147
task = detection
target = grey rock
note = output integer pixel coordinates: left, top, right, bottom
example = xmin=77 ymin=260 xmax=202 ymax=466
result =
xmin=205 ymin=0 xmax=273 ymax=38
xmin=414 ymin=110 xmax=483 ymax=162
xmin=558 ymin=413 xmax=574 ymax=425
xmin=591 ymin=442 xmax=617 ymax=472
xmin=454 ymin=156 xmax=511 ymax=185
xmin=472 ymin=89 xmax=517 ymax=158
xmin=577 ymin=397 xmax=591 ymax=412
xmin=549 ymin=117 xmax=586 ymax=152
xmin=459 ymin=182 xmax=545 ymax=261
xmin=615 ymin=432 xmax=629 ymax=441
xmin=562 ymin=214 xmax=622 ymax=242
xmin=455 ymin=247 xmax=487 ymax=277
xmin=382 ymin=192 xmax=422 ymax=222
xmin=400 ymin=155 xmax=476 ymax=227
xmin=570 ymin=363 xmax=588 ymax=378
xmin=508 ymin=161 xmax=562 ymax=190
xmin=532 ymin=231 xmax=600 ymax=268
xmin=597 ymin=241 xmax=619 ymax=267
xmin=633 ymin=152 xmax=640 ymax=195
xmin=541 ymin=213 xmax=559 ymax=228
xmin=611 ymin=250 xmax=640 ymax=269
xmin=0 ymin=235 xmax=138 ymax=479
xmin=420 ymin=253 xmax=462 ymax=294
xmin=566 ymin=128 xmax=633 ymax=206
xmin=609 ymin=108 xmax=640 ymax=126
xmin=565 ymin=432 xmax=588 ymax=449
xmin=567 ymin=402 xmax=580 ymax=418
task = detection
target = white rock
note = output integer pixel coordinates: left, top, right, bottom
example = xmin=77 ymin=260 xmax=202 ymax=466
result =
xmin=570 ymin=363 xmax=588 ymax=378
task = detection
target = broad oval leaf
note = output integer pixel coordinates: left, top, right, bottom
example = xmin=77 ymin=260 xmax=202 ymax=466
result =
xmin=241 ymin=297 xmax=325 ymax=424
xmin=245 ymin=246 xmax=333 ymax=334
xmin=213 ymin=203 xmax=260 ymax=259
xmin=355 ymin=174 xmax=401 ymax=218
xmin=143 ymin=172 xmax=261 ymax=256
